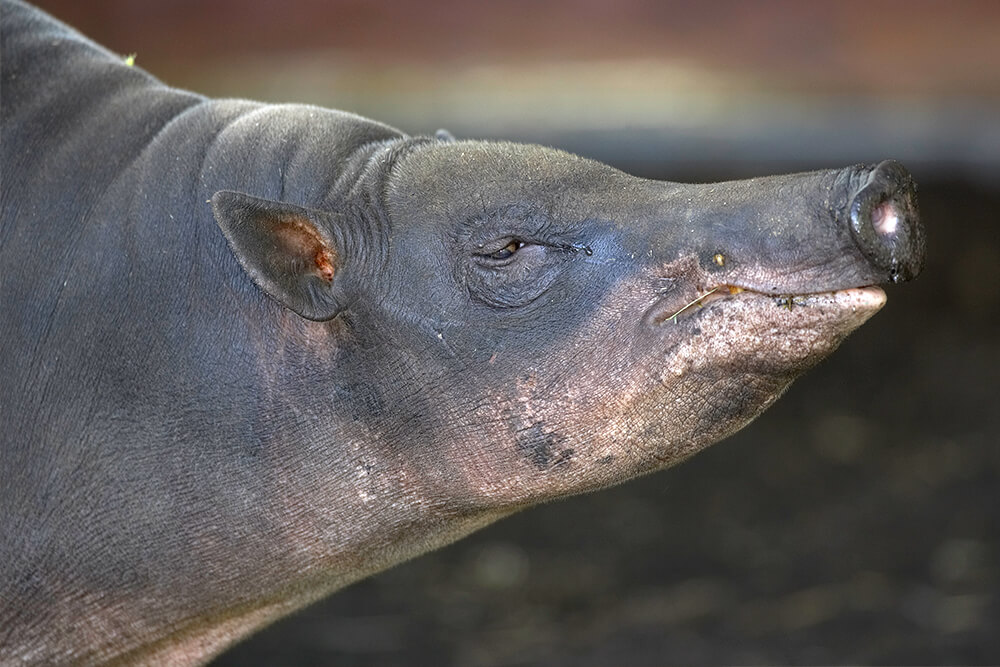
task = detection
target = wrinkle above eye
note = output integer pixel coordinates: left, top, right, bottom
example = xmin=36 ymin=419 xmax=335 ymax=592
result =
xmin=461 ymin=202 xmax=554 ymax=247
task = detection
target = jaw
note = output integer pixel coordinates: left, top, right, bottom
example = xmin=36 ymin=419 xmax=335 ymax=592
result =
xmin=573 ymin=273 xmax=888 ymax=483
xmin=623 ymin=281 xmax=887 ymax=466
xmin=656 ymin=284 xmax=886 ymax=377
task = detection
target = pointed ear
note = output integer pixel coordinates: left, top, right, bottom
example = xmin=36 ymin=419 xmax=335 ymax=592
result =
xmin=211 ymin=190 xmax=344 ymax=321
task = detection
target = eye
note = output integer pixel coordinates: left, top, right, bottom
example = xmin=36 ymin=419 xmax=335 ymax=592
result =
xmin=483 ymin=239 xmax=523 ymax=261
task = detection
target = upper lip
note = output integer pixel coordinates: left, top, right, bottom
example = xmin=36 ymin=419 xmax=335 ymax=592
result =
xmin=655 ymin=284 xmax=743 ymax=324
xmin=652 ymin=282 xmax=878 ymax=325
xmin=648 ymin=283 xmax=746 ymax=325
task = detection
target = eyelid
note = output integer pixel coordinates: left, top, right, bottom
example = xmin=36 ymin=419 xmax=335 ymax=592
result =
xmin=490 ymin=239 xmax=523 ymax=260
xmin=474 ymin=238 xmax=525 ymax=263
xmin=473 ymin=237 xmax=591 ymax=267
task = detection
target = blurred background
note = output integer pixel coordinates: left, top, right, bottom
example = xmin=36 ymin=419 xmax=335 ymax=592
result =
xmin=34 ymin=0 xmax=999 ymax=663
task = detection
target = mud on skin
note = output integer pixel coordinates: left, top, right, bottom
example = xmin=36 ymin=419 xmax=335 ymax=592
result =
xmin=0 ymin=1 xmax=924 ymax=664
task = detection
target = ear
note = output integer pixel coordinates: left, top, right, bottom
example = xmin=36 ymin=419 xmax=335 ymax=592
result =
xmin=211 ymin=190 xmax=344 ymax=321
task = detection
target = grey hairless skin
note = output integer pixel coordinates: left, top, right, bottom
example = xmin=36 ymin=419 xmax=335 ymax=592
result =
xmin=0 ymin=1 xmax=925 ymax=664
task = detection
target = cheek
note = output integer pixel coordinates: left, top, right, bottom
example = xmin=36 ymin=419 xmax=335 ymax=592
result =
xmin=423 ymin=293 xmax=647 ymax=504
xmin=480 ymin=283 xmax=661 ymax=472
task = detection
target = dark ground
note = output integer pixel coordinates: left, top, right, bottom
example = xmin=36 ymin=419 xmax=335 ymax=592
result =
xmin=213 ymin=176 xmax=999 ymax=665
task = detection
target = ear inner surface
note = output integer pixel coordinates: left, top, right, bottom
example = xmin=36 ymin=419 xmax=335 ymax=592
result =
xmin=211 ymin=190 xmax=343 ymax=321
xmin=273 ymin=217 xmax=337 ymax=283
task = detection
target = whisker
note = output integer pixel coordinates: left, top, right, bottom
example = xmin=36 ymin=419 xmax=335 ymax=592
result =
xmin=666 ymin=287 xmax=720 ymax=323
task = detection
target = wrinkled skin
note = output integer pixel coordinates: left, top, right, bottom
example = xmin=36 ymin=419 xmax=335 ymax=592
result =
xmin=370 ymin=143 xmax=918 ymax=503
xmin=0 ymin=1 xmax=924 ymax=665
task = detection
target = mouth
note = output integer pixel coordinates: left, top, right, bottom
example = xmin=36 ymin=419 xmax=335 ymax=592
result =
xmin=650 ymin=283 xmax=887 ymax=326
xmin=643 ymin=280 xmax=888 ymax=384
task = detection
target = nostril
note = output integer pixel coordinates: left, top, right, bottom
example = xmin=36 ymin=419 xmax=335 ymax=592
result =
xmin=871 ymin=199 xmax=900 ymax=236
xmin=847 ymin=160 xmax=925 ymax=283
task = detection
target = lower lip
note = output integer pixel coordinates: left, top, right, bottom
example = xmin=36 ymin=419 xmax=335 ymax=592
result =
xmin=820 ymin=285 xmax=887 ymax=309
xmin=713 ymin=285 xmax=888 ymax=318
xmin=759 ymin=286 xmax=888 ymax=318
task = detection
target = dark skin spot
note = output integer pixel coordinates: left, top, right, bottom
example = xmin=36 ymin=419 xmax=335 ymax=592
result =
xmin=333 ymin=381 xmax=385 ymax=421
xmin=515 ymin=422 xmax=573 ymax=471
xmin=552 ymin=448 xmax=574 ymax=467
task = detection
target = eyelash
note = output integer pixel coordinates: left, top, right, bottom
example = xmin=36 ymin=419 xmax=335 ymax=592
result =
xmin=475 ymin=239 xmax=592 ymax=264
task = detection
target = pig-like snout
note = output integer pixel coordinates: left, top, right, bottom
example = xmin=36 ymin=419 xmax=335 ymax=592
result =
xmin=847 ymin=160 xmax=925 ymax=283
